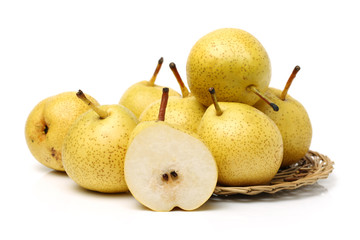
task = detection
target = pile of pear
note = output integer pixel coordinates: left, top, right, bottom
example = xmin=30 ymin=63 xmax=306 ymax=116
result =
xmin=25 ymin=28 xmax=312 ymax=211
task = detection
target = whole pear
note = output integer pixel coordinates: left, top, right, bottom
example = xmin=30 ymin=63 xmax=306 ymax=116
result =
xmin=119 ymin=57 xmax=180 ymax=118
xmin=254 ymin=66 xmax=312 ymax=167
xmin=186 ymin=28 xmax=271 ymax=107
xmin=25 ymin=91 xmax=99 ymax=171
xmin=62 ymin=90 xmax=138 ymax=193
xmin=139 ymin=63 xmax=206 ymax=133
xmin=197 ymin=88 xmax=283 ymax=186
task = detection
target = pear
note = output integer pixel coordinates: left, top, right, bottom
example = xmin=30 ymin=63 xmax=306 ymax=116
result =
xmin=25 ymin=91 xmax=99 ymax=171
xmin=186 ymin=28 xmax=276 ymax=109
xmin=139 ymin=62 xmax=206 ymax=133
xmin=197 ymin=88 xmax=283 ymax=186
xmin=119 ymin=57 xmax=180 ymax=118
xmin=62 ymin=90 xmax=138 ymax=193
xmin=125 ymin=88 xmax=218 ymax=211
xmin=253 ymin=66 xmax=312 ymax=167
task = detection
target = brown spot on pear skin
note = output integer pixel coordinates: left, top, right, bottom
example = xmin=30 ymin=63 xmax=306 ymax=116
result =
xmin=51 ymin=147 xmax=61 ymax=163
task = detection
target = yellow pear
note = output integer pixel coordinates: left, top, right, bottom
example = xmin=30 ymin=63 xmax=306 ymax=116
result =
xmin=119 ymin=57 xmax=180 ymax=118
xmin=62 ymin=90 xmax=138 ymax=193
xmin=253 ymin=66 xmax=312 ymax=167
xmin=125 ymin=88 xmax=218 ymax=211
xmin=186 ymin=28 xmax=273 ymax=107
xmin=197 ymin=88 xmax=283 ymax=186
xmin=25 ymin=91 xmax=99 ymax=171
xmin=139 ymin=62 xmax=206 ymax=133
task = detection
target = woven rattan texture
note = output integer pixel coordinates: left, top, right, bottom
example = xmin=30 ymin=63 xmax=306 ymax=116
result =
xmin=214 ymin=150 xmax=334 ymax=196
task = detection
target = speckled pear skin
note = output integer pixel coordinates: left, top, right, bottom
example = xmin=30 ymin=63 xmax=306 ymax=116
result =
xmin=25 ymin=92 xmax=99 ymax=171
xmin=139 ymin=95 xmax=206 ymax=133
xmin=197 ymin=102 xmax=283 ymax=186
xmin=186 ymin=28 xmax=271 ymax=107
xmin=253 ymin=88 xmax=312 ymax=167
xmin=119 ymin=81 xmax=180 ymax=118
xmin=62 ymin=104 xmax=138 ymax=193
xmin=128 ymin=120 xmax=200 ymax=146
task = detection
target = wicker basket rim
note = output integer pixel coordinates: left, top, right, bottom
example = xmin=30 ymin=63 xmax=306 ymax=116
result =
xmin=213 ymin=150 xmax=334 ymax=196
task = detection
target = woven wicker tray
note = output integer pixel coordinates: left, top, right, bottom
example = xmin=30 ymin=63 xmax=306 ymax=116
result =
xmin=214 ymin=150 xmax=334 ymax=196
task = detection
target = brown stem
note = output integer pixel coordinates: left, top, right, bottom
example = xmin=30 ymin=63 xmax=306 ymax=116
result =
xmin=280 ymin=65 xmax=301 ymax=101
xmin=169 ymin=62 xmax=190 ymax=97
xmin=247 ymin=85 xmax=279 ymax=111
xmin=158 ymin=87 xmax=169 ymax=121
xmin=148 ymin=57 xmax=164 ymax=86
xmin=76 ymin=90 xmax=108 ymax=119
xmin=208 ymin=88 xmax=223 ymax=116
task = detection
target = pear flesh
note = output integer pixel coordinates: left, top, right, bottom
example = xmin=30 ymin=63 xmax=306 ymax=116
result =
xmin=62 ymin=104 xmax=138 ymax=193
xmin=198 ymin=102 xmax=283 ymax=186
xmin=186 ymin=28 xmax=271 ymax=107
xmin=124 ymin=122 xmax=218 ymax=211
xmin=25 ymin=91 xmax=99 ymax=171
xmin=253 ymin=88 xmax=312 ymax=167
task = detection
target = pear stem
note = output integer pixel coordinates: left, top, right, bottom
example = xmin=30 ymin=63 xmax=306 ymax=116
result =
xmin=76 ymin=90 xmax=108 ymax=119
xmin=148 ymin=57 xmax=164 ymax=86
xmin=158 ymin=88 xmax=169 ymax=121
xmin=280 ymin=65 xmax=301 ymax=101
xmin=208 ymin=88 xmax=223 ymax=116
xmin=169 ymin=62 xmax=190 ymax=98
xmin=248 ymin=85 xmax=279 ymax=111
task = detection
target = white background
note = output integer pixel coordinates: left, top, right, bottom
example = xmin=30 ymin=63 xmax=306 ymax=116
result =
xmin=1 ymin=0 xmax=359 ymax=239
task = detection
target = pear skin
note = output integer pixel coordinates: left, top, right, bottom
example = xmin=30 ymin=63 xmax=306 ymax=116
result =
xmin=139 ymin=96 xmax=206 ymax=133
xmin=186 ymin=28 xmax=271 ymax=106
xmin=62 ymin=104 xmax=138 ymax=193
xmin=119 ymin=81 xmax=180 ymax=118
xmin=198 ymin=102 xmax=283 ymax=186
xmin=25 ymin=92 xmax=99 ymax=171
xmin=254 ymin=88 xmax=312 ymax=167
xmin=119 ymin=58 xmax=180 ymax=118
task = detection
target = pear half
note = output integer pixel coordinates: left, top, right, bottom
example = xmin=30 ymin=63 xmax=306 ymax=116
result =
xmin=124 ymin=121 xmax=217 ymax=212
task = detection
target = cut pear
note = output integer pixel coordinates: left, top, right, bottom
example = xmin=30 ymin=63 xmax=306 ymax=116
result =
xmin=124 ymin=122 xmax=218 ymax=212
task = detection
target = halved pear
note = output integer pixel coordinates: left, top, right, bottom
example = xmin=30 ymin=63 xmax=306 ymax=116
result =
xmin=124 ymin=88 xmax=217 ymax=212
xmin=125 ymin=122 xmax=217 ymax=211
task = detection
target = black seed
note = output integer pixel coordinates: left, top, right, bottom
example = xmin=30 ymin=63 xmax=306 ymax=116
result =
xmin=162 ymin=173 xmax=169 ymax=181
xmin=170 ymin=171 xmax=178 ymax=178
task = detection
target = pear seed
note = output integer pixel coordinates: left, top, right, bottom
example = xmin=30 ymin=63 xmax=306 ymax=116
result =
xmin=170 ymin=171 xmax=178 ymax=178
xmin=162 ymin=173 xmax=169 ymax=181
